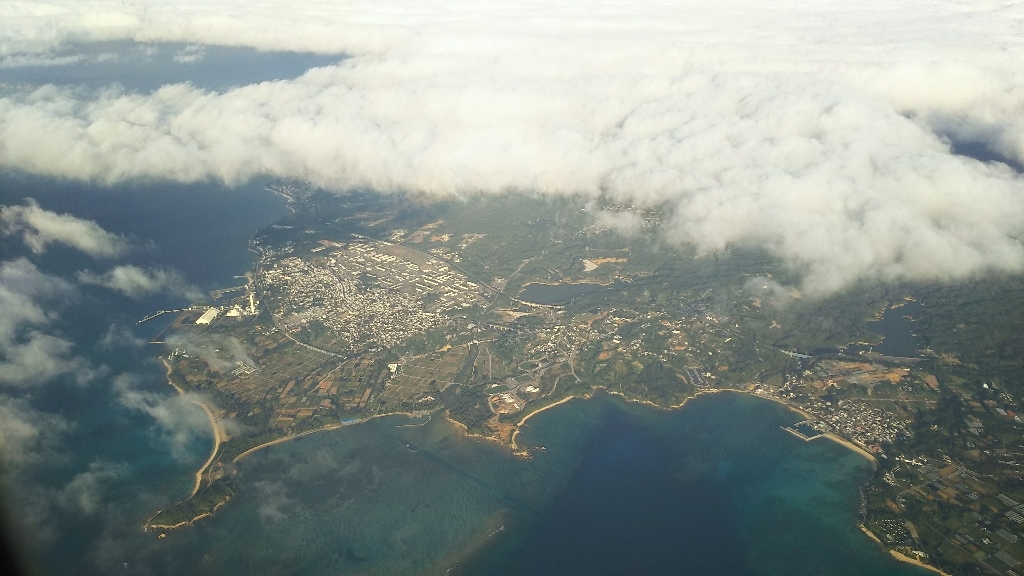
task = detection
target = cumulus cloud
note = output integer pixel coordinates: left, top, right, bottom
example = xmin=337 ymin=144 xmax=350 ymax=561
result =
xmin=2 ymin=1 xmax=1024 ymax=294
xmin=172 ymin=44 xmax=205 ymax=64
xmin=0 ymin=199 xmax=129 ymax=258
xmin=0 ymin=258 xmax=90 ymax=386
xmin=0 ymin=256 xmax=89 ymax=497
xmin=77 ymin=265 xmax=202 ymax=300
xmin=113 ymin=373 xmax=222 ymax=461
xmin=0 ymin=396 xmax=70 ymax=469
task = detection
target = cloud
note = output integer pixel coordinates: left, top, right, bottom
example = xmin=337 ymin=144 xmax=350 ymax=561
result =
xmin=172 ymin=44 xmax=205 ymax=64
xmin=57 ymin=461 xmax=128 ymax=515
xmin=77 ymin=265 xmax=202 ymax=300
xmin=0 ymin=257 xmax=86 ymax=500
xmin=113 ymin=373 xmax=219 ymax=462
xmin=1 ymin=1 xmax=1024 ymax=294
xmin=591 ymin=208 xmax=647 ymax=236
xmin=0 ymin=258 xmax=91 ymax=386
xmin=97 ymin=323 xmax=146 ymax=349
xmin=0 ymin=395 xmax=70 ymax=469
xmin=253 ymin=480 xmax=295 ymax=523
xmin=164 ymin=332 xmax=255 ymax=373
xmin=0 ymin=199 xmax=129 ymax=258
xmin=743 ymin=276 xmax=798 ymax=308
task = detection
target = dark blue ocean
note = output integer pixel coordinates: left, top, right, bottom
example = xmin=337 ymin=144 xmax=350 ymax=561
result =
xmin=0 ymin=172 xmax=289 ymax=573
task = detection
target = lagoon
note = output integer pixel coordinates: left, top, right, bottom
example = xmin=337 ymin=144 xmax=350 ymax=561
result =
xmin=517 ymin=281 xmax=625 ymax=306
xmin=868 ymin=301 xmax=923 ymax=358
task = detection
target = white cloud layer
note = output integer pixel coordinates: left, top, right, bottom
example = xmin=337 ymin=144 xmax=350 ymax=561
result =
xmin=77 ymin=265 xmax=202 ymax=300
xmin=2 ymin=1 xmax=1024 ymax=293
xmin=1 ymin=199 xmax=129 ymax=258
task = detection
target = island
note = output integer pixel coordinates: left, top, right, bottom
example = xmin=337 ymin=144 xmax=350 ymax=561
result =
xmin=142 ymin=184 xmax=1024 ymax=576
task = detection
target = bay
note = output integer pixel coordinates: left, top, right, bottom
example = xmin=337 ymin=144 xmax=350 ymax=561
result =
xmin=134 ymin=392 xmax=929 ymax=576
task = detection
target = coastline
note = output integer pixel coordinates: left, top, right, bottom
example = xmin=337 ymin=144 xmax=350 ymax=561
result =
xmin=508 ymin=388 xmax=838 ymax=460
xmin=749 ymin=390 xmax=815 ymax=420
xmin=748 ymin=391 xmax=878 ymax=470
xmin=510 ymin=395 xmax=577 ymax=449
xmin=161 ymin=358 xmax=222 ymax=498
xmin=231 ymin=423 xmax=342 ymax=464
xmin=146 ymin=498 xmax=231 ymax=532
xmin=860 ymin=524 xmax=882 ymax=544
xmin=889 ymin=550 xmax=953 ymax=576
xmin=232 ymin=409 xmax=430 ymax=464
xmin=510 ymin=386 xmax=736 ymax=450
xmin=864 ymin=521 xmax=952 ymax=576
xmin=823 ymin=432 xmax=879 ymax=471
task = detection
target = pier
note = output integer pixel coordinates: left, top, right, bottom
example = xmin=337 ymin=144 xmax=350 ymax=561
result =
xmin=210 ymin=285 xmax=248 ymax=300
xmin=137 ymin=307 xmax=194 ymax=324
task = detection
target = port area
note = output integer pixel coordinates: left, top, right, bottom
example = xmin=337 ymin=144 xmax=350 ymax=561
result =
xmin=782 ymin=420 xmax=824 ymax=441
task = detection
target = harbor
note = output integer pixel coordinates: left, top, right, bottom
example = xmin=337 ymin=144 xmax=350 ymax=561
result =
xmin=781 ymin=420 xmax=824 ymax=441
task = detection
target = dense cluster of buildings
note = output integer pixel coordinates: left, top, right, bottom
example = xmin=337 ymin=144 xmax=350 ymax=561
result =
xmin=261 ymin=241 xmax=482 ymax=349
xmin=758 ymin=372 xmax=910 ymax=454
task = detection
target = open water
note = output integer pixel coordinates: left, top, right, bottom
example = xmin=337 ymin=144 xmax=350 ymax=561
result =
xmin=867 ymin=302 xmax=923 ymax=358
xmin=124 ymin=392 xmax=928 ymax=576
xmin=517 ymin=280 xmax=627 ymax=305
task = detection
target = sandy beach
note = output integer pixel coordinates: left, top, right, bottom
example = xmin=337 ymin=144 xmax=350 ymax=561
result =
xmin=822 ymin=432 xmax=879 ymax=471
xmin=889 ymin=550 xmax=953 ymax=576
xmin=189 ymin=401 xmax=222 ymax=497
xmin=231 ymin=408 xmax=436 ymax=464
xmin=232 ymin=423 xmax=343 ymax=464
xmin=510 ymin=395 xmax=578 ymax=449
xmin=860 ymin=524 xmax=882 ymax=544
xmin=161 ymin=358 xmax=222 ymax=498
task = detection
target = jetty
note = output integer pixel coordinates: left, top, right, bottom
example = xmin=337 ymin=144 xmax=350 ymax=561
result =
xmin=137 ymin=307 xmax=193 ymax=324
xmin=210 ymin=285 xmax=248 ymax=300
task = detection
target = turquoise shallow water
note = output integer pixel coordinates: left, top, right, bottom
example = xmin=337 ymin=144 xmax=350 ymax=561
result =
xmin=134 ymin=392 xmax=928 ymax=576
